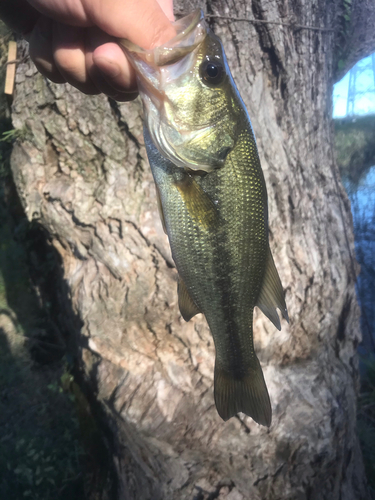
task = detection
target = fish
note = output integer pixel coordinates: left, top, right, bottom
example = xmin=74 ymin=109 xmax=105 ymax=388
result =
xmin=119 ymin=10 xmax=288 ymax=426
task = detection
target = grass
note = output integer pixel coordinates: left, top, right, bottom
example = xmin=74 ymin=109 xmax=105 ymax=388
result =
xmin=0 ymin=353 xmax=86 ymax=500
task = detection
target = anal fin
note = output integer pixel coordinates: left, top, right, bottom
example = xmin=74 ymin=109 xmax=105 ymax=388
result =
xmin=214 ymin=357 xmax=272 ymax=427
xmin=256 ymin=246 xmax=289 ymax=330
xmin=178 ymin=277 xmax=201 ymax=322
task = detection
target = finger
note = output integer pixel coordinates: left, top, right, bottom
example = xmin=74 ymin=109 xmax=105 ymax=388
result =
xmin=28 ymin=16 xmax=66 ymax=83
xmin=93 ymin=43 xmax=137 ymax=92
xmin=82 ymin=0 xmax=176 ymax=49
xmin=85 ymin=27 xmax=138 ymax=100
xmin=52 ymin=22 xmax=99 ymax=95
xmin=107 ymin=91 xmax=139 ymax=102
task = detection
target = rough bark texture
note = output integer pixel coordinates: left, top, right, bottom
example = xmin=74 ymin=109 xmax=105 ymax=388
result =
xmin=9 ymin=0 xmax=375 ymax=499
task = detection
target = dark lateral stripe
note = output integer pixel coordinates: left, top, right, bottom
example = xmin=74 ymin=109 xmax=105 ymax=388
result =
xmin=208 ymin=215 xmax=246 ymax=378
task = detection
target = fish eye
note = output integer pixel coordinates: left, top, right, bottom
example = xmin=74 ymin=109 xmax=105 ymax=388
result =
xmin=200 ymin=58 xmax=225 ymax=86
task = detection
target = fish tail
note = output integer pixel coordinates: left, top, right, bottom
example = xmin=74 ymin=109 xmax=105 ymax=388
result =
xmin=214 ymin=357 xmax=272 ymax=427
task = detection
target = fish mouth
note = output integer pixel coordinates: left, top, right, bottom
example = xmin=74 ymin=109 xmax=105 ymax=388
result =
xmin=119 ymin=10 xmax=206 ymax=68
xmin=119 ymin=10 xmax=227 ymax=173
xmin=118 ymin=9 xmax=207 ymax=106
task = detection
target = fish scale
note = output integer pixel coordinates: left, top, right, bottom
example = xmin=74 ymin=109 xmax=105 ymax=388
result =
xmin=121 ymin=9 xmax=288 ymax=425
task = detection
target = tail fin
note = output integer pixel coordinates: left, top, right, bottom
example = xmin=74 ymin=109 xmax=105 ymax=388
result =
xmin=214 ymin=358 xmax=272 ymax=426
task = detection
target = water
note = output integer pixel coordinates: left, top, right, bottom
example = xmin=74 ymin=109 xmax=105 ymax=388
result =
xmin=346 ymin=165 xmax=375 ymax=354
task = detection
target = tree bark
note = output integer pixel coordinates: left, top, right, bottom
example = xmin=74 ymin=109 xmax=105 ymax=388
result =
xmin=9 ymin=0 xmax=375 ymax=499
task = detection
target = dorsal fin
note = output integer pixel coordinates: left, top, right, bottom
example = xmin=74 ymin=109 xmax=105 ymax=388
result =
xmin=256 ymin=246 xmax=289 ymax=330
xmin=178 ymin=277 xmax=201 ymax=321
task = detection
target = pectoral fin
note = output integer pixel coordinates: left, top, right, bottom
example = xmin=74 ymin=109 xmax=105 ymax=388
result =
xmin=175 ymin=174 xmax=219 ymax=229
xmin=155 ymin=185 xmax=167 ymax=234
xmin=178 ymin=277 xmax=201 ymax=321
xmin=256 ymin=246 xmax=289 ymax=330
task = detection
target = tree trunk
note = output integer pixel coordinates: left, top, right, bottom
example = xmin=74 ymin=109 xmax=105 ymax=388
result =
xmin=9 ymin=0 xmax=375 ymax=498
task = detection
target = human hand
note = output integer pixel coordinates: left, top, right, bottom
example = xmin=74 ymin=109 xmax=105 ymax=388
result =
xmin=0 ymin=0 xmax=175 ymax=100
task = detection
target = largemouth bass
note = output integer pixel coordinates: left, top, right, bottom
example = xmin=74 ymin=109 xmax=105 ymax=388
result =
xmin=120 ymin=10 xmax=288 ymax=426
